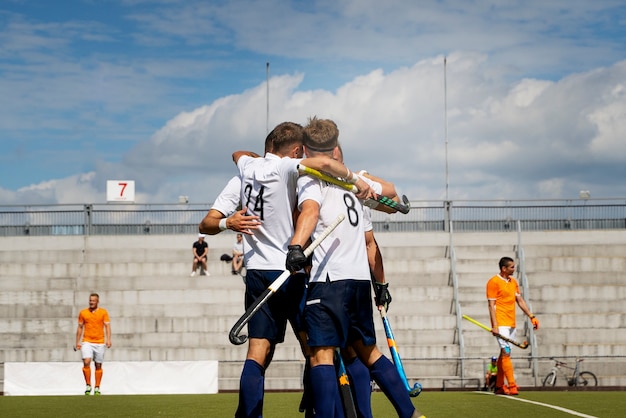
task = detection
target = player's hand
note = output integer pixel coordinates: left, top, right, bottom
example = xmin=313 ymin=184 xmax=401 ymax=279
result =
xmin=530 ymin=316 xmax=539 ymax=330
xmin=354 ymin=178 xmax=375 ymax=201
xmin=75 ymin=344 xmax=81 ymax=351
xmin=373 ymin=282 xmax=392 ymax=311
xmin=286 ymin=245 xmax=307 ymax=272
xmin=228 ymin=209 xmax=261 ymax=235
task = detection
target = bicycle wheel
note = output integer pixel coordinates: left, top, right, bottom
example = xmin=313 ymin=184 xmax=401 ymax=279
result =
xmin=542 ymin=371 xmax=557 ymax=386
xmin=576 ymin=371 xmax=597 ymax=387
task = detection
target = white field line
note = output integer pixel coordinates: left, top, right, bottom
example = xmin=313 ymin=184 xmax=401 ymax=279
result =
xmin=477 ymin=391 xmax=598 ymax=418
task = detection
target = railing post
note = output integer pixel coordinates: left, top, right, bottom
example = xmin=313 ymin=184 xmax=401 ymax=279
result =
xmin=448 ymin=220 xmax=465 ymax=380
xmin=516 ymin=220 xmax=538 ymax=386
xmin=84 ymin=204 xmax=92 ymax=236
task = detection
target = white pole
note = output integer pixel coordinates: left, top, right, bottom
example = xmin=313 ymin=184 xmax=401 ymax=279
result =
xmin=266 ymin=62 xmax=270 ymax=135
xmin=444 ymin=56 xmax=449 ymax=201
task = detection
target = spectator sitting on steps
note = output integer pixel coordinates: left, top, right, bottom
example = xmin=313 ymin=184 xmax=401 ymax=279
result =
xmin=483 ymin=356 xmax=498 ymax=391
xmin=232 ymin=233 xmax=244 ymax=275
xmin=191 ymin=233 xmax=209 ymax=276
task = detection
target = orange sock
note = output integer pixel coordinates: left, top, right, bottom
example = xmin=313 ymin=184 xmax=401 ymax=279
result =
xmin=501 ymin=356 xmax=517 ymax=388
xmin=496 ymin=356 xmax=505 ymax=388
xmin=83 ymin=366 xmax=92 ymax=385
xmin=95 ymin=369 xmax=103 ymax=387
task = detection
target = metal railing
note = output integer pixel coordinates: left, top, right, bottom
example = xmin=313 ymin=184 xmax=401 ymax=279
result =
xmin=448 ymin=221 xmax=465 ymax=380
xmin=0 ymin=198 xmax=625 ymax=236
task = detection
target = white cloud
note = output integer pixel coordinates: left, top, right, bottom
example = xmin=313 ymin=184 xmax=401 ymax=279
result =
xmin=4 ymin=53 xmax=625 ymax=205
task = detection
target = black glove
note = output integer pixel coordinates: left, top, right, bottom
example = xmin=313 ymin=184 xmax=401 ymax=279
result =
xmin=373 ymin=282 xmax=392 ymax=311
xmin=286 ymin=245 xmax=307 ymax=272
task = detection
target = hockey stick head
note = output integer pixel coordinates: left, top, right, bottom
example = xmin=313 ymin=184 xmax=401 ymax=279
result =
xmin=229 ymin=330 xmax=248 ymax=345
xmin=408 ymin=382 xmax=422 ymax=397
xmin=377 ymin=196 xmax=410 ymax=214
xmin=518 ymin=340 xmax=529 ymax=349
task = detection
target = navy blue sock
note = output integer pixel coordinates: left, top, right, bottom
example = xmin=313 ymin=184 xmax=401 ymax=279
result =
xmin=345 ymin=356 xmax=373 ymax=418
xmin=369 ymin=356 xmax=415 ymax=418
xmin=310 ymin=364 xmax=340 ymax=418
xmin=235 ymin=359 xmax=265 ymax=418
xmin=299 ymin=357 xmax=315 ymax=418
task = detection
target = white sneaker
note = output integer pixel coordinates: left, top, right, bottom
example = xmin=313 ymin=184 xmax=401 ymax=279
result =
xmin=202 ymin=271 xmax=211 ymax=276
xmin=190 ymin=271 xmax=196 ymax=277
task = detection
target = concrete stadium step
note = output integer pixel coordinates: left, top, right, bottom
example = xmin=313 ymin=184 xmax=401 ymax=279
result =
xmin=523 ymin=244 xmax=626 ymax=257
xmin=379 ymin=246 xmax=448 ymax=259
xmin=2 ymin=271 xmax=441 ymax=292
xmin=448 ymin=272 xmax=626 ymax=290
xmin=0 ymin=250 xmax=84 ymax=263
xmin=461 ymin=331 xmax=530 ymax=349
xmin=0 ymin=316 xmax=246 ymax=336
xmin=385 ymin=272 xmax=449 ymax=286
xmin=530 ymin=271 xmax=626 ymax=285
xmin=385 ymin=314 xmax=456 ymax=330
xmin=452 ymin=245 xmax=516 ymax=259
xmin=0 ymin=290 xmax=75 ymax=305
xmin=373 ymin=329 xmax=457 ymax=345
xmin=533 ymin=299 xmax=624 ymax=314
xmin=0 ymin=259 xmax=237 ymax=278
xmin=526 ymin=256 xmax=626 ymax=272
xmin=535 ymin=313 xmax=626 ymax=329
xmin=384 ymin=259 xmax=451 ymax=275
xmin=533 ymin=285 xmax=626 ymax=301
xmin=75 ymin=274 xmax=245 ymax=291
xmin=536 ymin=328 xmax=626 ymax=345
xmin=0 ymin=303 xmax=74 ymax=318
xmin=377 ymin=300 xmax=453 ymax=316
xmin=388 ymin=285 xmax=453 ymax=301
xmin=533 ymin=343 xmax=626 ymax=357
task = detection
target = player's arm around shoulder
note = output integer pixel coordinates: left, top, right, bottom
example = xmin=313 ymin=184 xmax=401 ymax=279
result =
xmin=232 ymin=150 xmax=261 ymax=164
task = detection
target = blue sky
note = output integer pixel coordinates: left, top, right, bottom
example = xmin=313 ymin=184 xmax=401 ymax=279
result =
xmin=1 ymin=0 xmax=625 ymax=205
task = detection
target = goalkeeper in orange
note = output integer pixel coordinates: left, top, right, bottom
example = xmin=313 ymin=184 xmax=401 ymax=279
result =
xmin=486 ymin=257 xmax=538 ymax=396
xmin=75 ymin=293 xmax=111 ymax=395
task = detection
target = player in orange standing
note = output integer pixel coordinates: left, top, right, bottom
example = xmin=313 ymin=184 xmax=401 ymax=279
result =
xmin=75 ymin=293 xmax=111 ymax=395
xmin=486 ymin=257 xmax=538 ymax=395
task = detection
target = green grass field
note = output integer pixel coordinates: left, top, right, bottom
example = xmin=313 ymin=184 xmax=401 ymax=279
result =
xmin=1 ymin=391 xmax=624 ymax=417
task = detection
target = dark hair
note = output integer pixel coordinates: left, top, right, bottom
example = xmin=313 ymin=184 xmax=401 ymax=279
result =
xmin=499 ymin=257 xmax=514 ymax=269
xmin=265 ymin=122 xmax=303 ymax=154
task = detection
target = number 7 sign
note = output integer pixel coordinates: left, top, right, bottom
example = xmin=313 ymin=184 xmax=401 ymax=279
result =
xmin=106 ymin=180 xmax=136 ymax=202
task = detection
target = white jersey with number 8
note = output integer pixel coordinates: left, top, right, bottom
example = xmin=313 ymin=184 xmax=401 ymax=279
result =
xmin=297 ymin=175 xmax=378 ymax=283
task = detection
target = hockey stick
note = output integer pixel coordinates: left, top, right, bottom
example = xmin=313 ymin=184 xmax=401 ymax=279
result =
xmin=297 ymin=164 xmax=411 ymax=214
xmin=228 ymin=214 xmax=345 ymax=345
xmin=379 ymin=305 xmax=423 ymax=397
xmin=335 ymin=349 xmax=358 ymax=418
xmin=462 ymin=314 xmax=529 ymax=349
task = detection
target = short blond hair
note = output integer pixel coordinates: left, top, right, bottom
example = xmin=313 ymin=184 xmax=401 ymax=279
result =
xmin=303 ymin=117 xmax=339 ymax=152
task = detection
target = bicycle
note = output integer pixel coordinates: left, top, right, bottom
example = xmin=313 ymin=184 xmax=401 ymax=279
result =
xmin=542 ymin=357 xmax=598 ymax=387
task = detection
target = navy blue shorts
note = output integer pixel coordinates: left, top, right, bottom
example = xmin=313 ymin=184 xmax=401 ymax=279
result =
xmin=245 ymin=270 xmax=307 ymax=344
xmin=304 ymin=279 xmax=376 ymax=348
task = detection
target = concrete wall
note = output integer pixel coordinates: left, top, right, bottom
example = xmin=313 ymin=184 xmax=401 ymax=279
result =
xmin=1 ymin=229 xmax=625 ymax=392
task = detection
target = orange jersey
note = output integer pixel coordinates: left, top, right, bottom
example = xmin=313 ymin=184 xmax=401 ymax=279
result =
xmin=486 ymin=275 xmax=520 ymax=327
xmin=78 ymin=308 xmax=110 ymax=343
